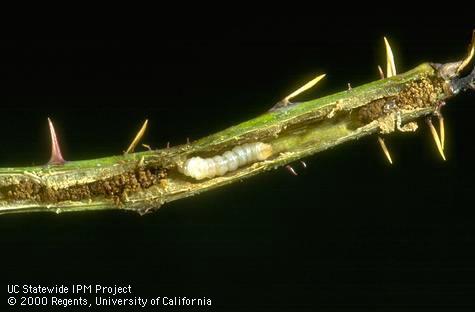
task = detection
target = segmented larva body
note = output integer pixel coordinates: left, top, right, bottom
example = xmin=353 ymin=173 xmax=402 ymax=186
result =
xmin=179 ymin=142 xmax=273 ymax=180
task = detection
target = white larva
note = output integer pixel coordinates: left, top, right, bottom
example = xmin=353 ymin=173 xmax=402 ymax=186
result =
xmin=179 ymin=142 xmax=273 ymax=180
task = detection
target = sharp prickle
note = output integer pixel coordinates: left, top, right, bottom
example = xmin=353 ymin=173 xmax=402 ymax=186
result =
xmin=377 ymin=136 xmax=393 ymax=165
xmin=426 ymin=118 xmax=446 ymax=161
xmin=285 ymin=165 xmax=298 ymax=176
xmin=47 ymin=117 xmax=66 ymax=165
xmin=125 ymin=119 xmax=149 ymax=154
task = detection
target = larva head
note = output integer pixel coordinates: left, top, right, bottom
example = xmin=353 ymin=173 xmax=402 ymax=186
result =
xmin=179 ymin=157 xmax=209 ymax=180
xmin=434 ymin=30 xmax=475 ymax=95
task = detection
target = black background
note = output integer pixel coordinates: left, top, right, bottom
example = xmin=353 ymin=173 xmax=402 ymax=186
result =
xmin=1 ymin=13 xmax=475 ymax=311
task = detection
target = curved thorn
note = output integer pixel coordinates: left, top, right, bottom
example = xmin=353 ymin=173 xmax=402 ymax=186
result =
xmin=384 ymin=37 xmax=397 ymax=77
xmin=377 ymin=136 xmax=393 ymax=165
xmin=426 ymin=118 xmax=446 ymax=161
xmin=47 ymin=118 xmax=66 ymax=165
xmin=285 ymin=165 xmax=298 ymax=176
xmin=125 ymin=119 xmax=148 ymax=154
xmin=283 ymin=74 xmax=326 ymax=104
xmin=300 ymin=160 xmax=307 ymax=168
xmin=457 ymin=30 xmax=475 ymax=74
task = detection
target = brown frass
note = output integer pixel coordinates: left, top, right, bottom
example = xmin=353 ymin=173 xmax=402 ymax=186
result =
xmin=355 ymin=75 xmax=445 ymax=124
xmin=1 ymin=167 xmax=167 ymax=205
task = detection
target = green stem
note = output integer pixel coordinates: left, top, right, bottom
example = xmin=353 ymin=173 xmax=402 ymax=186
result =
xmin=0 ymin=63 xmax=455 ymax=215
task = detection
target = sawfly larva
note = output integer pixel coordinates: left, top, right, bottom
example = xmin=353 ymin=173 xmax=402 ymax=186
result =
xmin=179 ymin=142 xmax=273 ymax=180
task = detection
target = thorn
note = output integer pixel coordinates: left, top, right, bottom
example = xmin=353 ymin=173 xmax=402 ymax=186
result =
xmin=47 ymin=118 xmax=66 ymax=165
xmin=347 ymin=83 xmax=352 ymax=90
xmin=383 ymin=37 xmax=397 ymax=77
xmin=282 ymin=74 xmax=326 ymax=105
xmin=437 ymin=113 xmax=445 ymax=150
xmin=125 ymin=119 xmax=148 ymax=154
xmin=457 ymin=30 xmax=475 ymax=74
xmin=285 ymin=165 xmax=298 ymax=176
xmin=166 ymin=142 xmax=170 ymax=149
xmin=138 ymin=156 xmax=145 ymax=167
xmin=142 ymin=144 xmax=152 ymax=151
xmin=377 ymin=136 xmax=393 ymax=164
xmin=377 ymin=136 xmax=393 ymax=165
xmin=426 ymin=118 xmax=446 ymax=161
xmin=186 ymin=137 xmax=190 ymax=144
xmin=300 ymin=160 xmax=307 ymax=168
xmin=377 ymin=65 xmax=385 ymax=79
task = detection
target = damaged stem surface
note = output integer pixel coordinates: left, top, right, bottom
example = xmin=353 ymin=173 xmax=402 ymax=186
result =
xmin=0 ymin=60 xmax=471 ymax=215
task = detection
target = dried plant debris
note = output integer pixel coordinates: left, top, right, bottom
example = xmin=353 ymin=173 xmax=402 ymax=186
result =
xmin=356 ymin=77 xmax=444 ymax=125
xmin=1 ymin=167 xmax=167 ymax=206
